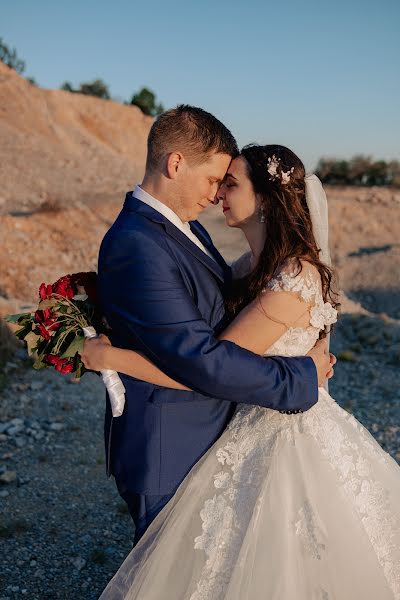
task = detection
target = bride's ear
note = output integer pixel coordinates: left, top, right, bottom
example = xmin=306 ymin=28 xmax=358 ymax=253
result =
xmin=166 ymin=152 xmax=185 ymax=179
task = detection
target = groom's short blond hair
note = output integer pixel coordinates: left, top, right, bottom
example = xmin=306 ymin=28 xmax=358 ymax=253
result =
xmin=145 ymin=105 xmax=238 ymax=174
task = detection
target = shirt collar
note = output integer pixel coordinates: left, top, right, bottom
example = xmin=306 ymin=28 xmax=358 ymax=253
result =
xmin=133 ymin=185 xmax=190 ymax=231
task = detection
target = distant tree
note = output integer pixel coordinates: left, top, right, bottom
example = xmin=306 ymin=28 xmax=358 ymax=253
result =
xmin=26 ymin=76 xmax=37 ymax=86
xmin=79 ymin=78 xmax=110 ymax=99
xmin=60 ymin=81 xmax=76 ymax=93
xmin=331 ymin=160 xmax=350 ymax=185
xmin=315 ymin=158 xmax=337 ymax=182
xmin=60 ymin=79 xmax=110 ymax=99
xmin=316 ymin=158 xmax=349 ymax=184
xmin=366 ymin=160 xmax=389 ymax=186
xmin=387 ymin=160 xmax=400 ymax=187
xmin=316 ymin=156 xmax=400 ymax=187
xmin=0 ymin=37 xmax=26 ymax=74
xmin=348 ymin=155 xmax=372 ymax=185
xmin=130 ymin=87 xmax=164 ymax=116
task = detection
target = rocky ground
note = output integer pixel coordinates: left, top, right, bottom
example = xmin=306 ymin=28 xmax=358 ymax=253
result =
xmin=0 ymin=356 xmax=132 ymax=600
xmin=0 ymin=308 xmax=400 ymax=599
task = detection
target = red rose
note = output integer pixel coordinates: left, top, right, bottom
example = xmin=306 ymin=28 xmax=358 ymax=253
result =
xmin=45 ymin=355 xmax=60 ymax=366
xmin=52 ymin=275 xmax=76 ymax=299
xmin=39 ymin=283 xmax=53 ymax=300
xmin=35 ymin=308 xmax=53 ymax=325
xmin=45 ymin=354 xmax=74 ymax=373
xmin=35 ymin=323 xmax=51 ymax=341
xmin=58 ymin=361 xmax=74 ymax=374
xmin=34 ymin=309 xmax=61 ymax=340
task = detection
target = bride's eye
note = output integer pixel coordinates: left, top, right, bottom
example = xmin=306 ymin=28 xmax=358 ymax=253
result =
xmin=226 ymin=183 xmax=236 ymax=188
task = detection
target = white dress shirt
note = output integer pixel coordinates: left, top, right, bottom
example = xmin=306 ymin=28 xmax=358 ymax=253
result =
xmin=133 ymin=185 xmax=215 ymax=261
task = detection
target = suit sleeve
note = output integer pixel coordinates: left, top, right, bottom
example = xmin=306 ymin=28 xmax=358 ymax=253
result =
xmin=100 ymin=231 xmax=318 ymax=412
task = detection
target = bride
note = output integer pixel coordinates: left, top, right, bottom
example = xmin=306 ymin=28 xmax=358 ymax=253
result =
xmin=83 ymin=144 xmax=400 ymax=599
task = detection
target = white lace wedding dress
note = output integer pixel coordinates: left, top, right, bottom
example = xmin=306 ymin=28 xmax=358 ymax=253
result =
xmin=99 ymin=259 xmax=400 ymax=600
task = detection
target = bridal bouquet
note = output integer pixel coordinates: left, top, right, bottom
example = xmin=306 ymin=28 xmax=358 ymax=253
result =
xmin=4 ymin=272 xmax=126 ymax=416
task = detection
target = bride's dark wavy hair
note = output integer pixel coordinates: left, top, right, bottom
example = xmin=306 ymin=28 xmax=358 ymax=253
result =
xmin=225 ymin=144 xmax=339 ymax=334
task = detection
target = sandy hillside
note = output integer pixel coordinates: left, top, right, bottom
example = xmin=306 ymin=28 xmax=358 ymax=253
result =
xmin=0 ymin=61 xmax=152 ymax=215
xmin=1 ymin=189 xmax=399 ymax=318
xmin=0 ymin=62 xmax=399 ymax=318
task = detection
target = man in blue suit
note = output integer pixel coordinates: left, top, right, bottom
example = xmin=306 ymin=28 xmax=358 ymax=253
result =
xmin=93 ymin=105 xmax=331 ymax=544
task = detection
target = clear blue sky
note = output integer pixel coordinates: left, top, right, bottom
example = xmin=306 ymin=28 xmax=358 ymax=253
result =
xmin=3 ymin=0 xmax=399 ymax=169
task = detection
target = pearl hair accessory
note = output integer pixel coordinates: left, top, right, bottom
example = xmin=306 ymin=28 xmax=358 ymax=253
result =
xmin=267 ymin=155 xmax=294 ymax=185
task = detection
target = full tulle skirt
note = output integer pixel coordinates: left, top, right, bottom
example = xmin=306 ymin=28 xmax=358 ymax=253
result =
xmin=99 ymin=389 xmax=400 ymax=599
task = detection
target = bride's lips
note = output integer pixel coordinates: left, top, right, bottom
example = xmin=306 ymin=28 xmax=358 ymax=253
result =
xmin=223 ymin=206 xmax=230 ymax=213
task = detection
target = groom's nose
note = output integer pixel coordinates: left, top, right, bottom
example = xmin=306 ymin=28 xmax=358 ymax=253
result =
xmin=213 ymin=186 xmax=224 ymax=205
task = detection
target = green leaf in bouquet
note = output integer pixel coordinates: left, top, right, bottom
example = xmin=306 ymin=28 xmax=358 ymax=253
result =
xmin=4 ymin=312 xmax=32 ymax=324
xmin=15 ymin=322 xmax=34 ymax=341
xmin=60 ymin=336 xmax=84 ymax=359
xmin=57 ymin=305 xmax=70 ymax=315
xmin=74 ymin=357 xmax=91 ymax=379
xmin=36 ymin=336 xmax=51 ymax=355
xmin=25 ymin=331 xmax=41 ymax=356
xmin=74 ymin=360 xmax=83 ymax=379
xmin=33 ymin=355 xmax=47 ymax=370
xmin=38 ymin=298 xmax=58 ymax=310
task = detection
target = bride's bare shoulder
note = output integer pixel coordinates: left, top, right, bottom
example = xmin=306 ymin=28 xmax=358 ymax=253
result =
xmin=231 ymin=251 xmax=252 ymax=279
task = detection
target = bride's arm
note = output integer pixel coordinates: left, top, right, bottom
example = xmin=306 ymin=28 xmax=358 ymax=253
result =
xmin=81 ymin=264 xmax=315 ymax=389
xmin=84 ymin=337 xmax=190 ymax=390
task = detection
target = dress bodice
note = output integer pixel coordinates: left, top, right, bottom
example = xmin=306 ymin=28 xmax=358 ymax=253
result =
xmin=231 ymin=252 xmax=337 ymax=357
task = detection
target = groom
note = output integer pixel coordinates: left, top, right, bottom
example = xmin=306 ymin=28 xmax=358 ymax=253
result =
xmin=96 ymin=105 xmax=331 ymax=544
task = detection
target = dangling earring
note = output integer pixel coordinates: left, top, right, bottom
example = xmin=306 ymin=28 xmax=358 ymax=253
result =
xmin=259 ymin=206 xmax=266 ymax=223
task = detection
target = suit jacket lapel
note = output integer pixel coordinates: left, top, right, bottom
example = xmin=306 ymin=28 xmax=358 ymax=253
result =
xmin=163 ymin=221 xmax=226 ymax=283
xmin=189 ymin=221 xmax=232 ymax=280
xmin=123 ymin=193 xmax=226 ymax=283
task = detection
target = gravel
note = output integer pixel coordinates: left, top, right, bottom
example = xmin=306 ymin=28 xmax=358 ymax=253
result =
xmin=0 ymin=310 xmax=399 ymax=599
xmin=0 ymin=360 xmax=132 ymax=599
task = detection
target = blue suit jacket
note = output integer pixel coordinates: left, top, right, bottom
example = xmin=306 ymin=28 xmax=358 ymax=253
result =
xmin=98 ymin=193 xmax=318 ymax=495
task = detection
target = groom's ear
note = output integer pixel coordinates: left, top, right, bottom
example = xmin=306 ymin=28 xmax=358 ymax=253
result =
xmin=166 ymin=151 xmax=185 ymax=179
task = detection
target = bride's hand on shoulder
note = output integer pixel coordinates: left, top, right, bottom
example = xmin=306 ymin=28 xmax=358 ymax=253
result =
xmin=81 ymin=334 xmax=112 ymax=371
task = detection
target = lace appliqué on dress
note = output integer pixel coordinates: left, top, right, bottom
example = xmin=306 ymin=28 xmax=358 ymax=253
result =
xmin=295 ymin=499 xmax=326 ymax=560
xmin=263 ymin=262 xmax=337 ymax=357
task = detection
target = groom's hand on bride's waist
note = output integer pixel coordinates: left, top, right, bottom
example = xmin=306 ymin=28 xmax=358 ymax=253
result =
xmin=307 ymin=338 xmax=336 ymax=388
xmin=280 ymin=341 xmax=335 ymax=415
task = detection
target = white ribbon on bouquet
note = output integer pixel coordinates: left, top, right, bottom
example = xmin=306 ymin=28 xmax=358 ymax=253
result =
xmin=82 ymin=326 xmax=126 ymax=417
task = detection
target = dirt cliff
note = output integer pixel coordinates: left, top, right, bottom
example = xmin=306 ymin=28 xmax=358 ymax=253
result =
xmin=0 ymin=61 xmax=152 ymax=215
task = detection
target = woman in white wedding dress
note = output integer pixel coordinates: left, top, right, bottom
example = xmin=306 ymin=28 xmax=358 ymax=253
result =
xmin=85 ymin=145 xmax=400 ymax=599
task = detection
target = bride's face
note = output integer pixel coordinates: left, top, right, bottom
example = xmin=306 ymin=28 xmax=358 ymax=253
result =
xmin=216 ymin=156 xmax=260 ymax=228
